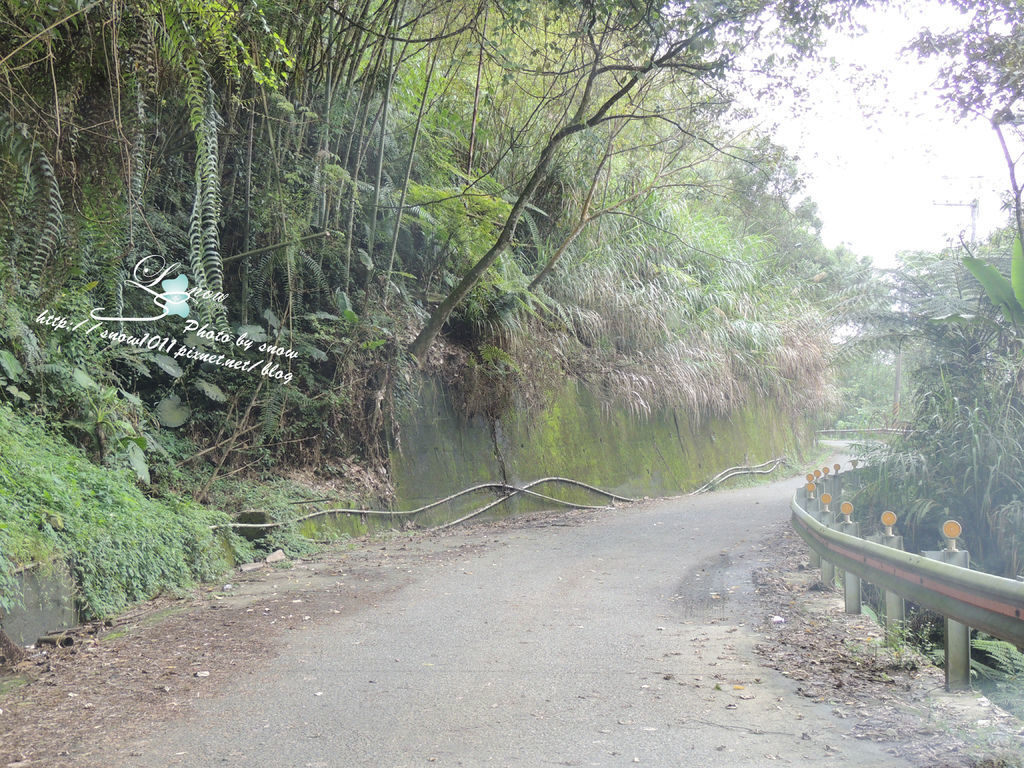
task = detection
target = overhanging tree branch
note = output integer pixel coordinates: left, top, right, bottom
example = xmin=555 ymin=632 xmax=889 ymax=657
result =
xmin=406 ymin=12 xmax=739 ymax=361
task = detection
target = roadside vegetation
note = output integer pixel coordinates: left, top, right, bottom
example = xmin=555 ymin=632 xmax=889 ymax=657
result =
xmin=0 ymin=0 xmax=873 ymax=617
xmin=825 ymin=0 xmax=1024 ymax=708
xmin=0 ymin=404 xmax=253 ymax=617
xmin=837 ymin=229 xmax=1024 ymax=715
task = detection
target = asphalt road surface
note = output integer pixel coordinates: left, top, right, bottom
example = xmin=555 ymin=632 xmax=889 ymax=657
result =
xmin=117 ymin=473 xmax=913 ymax=767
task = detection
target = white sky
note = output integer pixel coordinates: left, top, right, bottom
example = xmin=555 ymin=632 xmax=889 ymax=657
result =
xmin=750 ymin=1 xmax=1012 ymax=267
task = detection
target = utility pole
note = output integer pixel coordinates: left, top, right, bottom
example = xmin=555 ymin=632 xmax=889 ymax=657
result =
xmin=935 ymin=174 xmax=985 ymax=246
xmin=933 ymin=198 xmax=979 ymax=244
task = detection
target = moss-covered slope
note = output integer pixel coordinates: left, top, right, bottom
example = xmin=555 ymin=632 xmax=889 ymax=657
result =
xmin=0 ymin=406 xmax=248 ymax=618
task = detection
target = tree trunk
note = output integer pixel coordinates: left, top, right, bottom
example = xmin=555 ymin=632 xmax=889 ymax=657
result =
xmin=408 ymin=59 xmax=653 ymax=361
xmin=384 ymin=44 xmax=439 ymax=307
xmin=367 ymin=1 xmax=403 ymax=273
xmin=407 ymin=128 xmax=566 ymax=362
xmin=466 ymin=8 xmax=486 ymax=177
xmin=994 ymin=121 xmax=1024 ymax=248
xmin=527 ymin=216 xmax=591 ymax=291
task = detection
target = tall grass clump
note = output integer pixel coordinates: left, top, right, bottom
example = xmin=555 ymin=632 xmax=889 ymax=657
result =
xmin=536 ymin=197 xmax=833 ymax=421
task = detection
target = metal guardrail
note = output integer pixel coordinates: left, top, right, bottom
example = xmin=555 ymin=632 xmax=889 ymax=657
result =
xmin=791 ymin=494 xmax=1024 ymax=646
xmin=790 ymin=470 xmax=1024 ymax=689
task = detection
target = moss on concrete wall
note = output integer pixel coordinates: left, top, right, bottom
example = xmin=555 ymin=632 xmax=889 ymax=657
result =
xmin=390 ymin=377 xmax=812 ymax=517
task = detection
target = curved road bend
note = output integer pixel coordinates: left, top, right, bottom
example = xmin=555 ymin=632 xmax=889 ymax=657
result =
xmin=118 ymin=473 xmax=911 ymax=767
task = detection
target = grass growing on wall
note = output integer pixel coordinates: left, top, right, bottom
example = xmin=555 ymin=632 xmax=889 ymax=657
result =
xmin=0 ymin=405 xmax=253 ymax=618
xmin=391 ymin=377 xmax=817 ymax=509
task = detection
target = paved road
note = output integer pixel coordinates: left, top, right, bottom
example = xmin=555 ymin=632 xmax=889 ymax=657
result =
xmin=119 ymin=473 xmax=911 ymax=767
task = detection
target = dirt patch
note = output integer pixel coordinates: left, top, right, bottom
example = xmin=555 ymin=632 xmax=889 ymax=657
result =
xmin=0 ymin=527 xmax=492 ymax=768
xmin=752 ymin=522 xmax=1024 ymax=768
xmin=0 ymin=507 xmax=591 ymax=766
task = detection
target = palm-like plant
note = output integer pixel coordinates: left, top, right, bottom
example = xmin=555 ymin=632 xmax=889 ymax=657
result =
xmin=852 ymin=238 xmax=1024 ymax=578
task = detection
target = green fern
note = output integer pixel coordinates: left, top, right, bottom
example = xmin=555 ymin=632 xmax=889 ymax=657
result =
xmin=261 ymin=385 xmax=289 ymax=440
xmin=303 ymin=252 xmax=330 ymax=294
xmin=971 ymin=635 xmax=1024 ymax=681
xmin=0 ymin=115 xmax=64 ymax=293
xmin=148 ymin=6 xmax=226 ymax=327
xmin=518 ymin=207 xmax=544 ymax=255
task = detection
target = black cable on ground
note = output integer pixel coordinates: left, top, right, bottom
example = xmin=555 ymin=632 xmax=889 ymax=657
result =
xmin=210 ymin=477 xmax=635 ymax=532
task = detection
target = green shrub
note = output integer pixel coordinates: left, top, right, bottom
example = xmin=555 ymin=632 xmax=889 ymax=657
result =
xmin=0 ymin=405 xmax=252 ymax=617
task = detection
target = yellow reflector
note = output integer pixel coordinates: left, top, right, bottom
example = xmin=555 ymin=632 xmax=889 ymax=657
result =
xmin=942 ymin=520 xmax=962 ymax=539
xmin=821 ymin=493 xmax=832 ymax=504
xmin=880 ymin=511 xmax=897 ymax=527
xmin=840 ymin=501 xmax=854 ymax=516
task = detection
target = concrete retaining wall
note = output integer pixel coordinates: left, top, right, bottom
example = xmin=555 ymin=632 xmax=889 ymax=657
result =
xmin=391 ymin=377 xmax=810 ymax=518
xmin=1 ymin=564 xmax=78 ymax=646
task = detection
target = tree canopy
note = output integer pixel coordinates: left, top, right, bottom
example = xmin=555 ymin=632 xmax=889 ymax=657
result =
xmin=0 ymin=0 xmax=867 ymax=489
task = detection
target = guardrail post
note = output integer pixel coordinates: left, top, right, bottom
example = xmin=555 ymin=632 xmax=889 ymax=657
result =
xmin=813 ymin=470 xmax=824 ymax=515
xmin=924 ymin=520 xmax=971 ymax=692
xmin=804 ymin=479 xmax=820 ymax=568
xmin=837 ymin=502 xmax=861 ymax=614
xmin=830 ymin=463 xmax=842 ymax=499
xmin=944 ymin=608 xmax=971 ymax=691
xmin=864 ymin=514 xmax=905 ymax=638
xmin=867 ymin=512 xmax=905 ymax=640
xmin=820 ymin=556 xmax=836 ymax=589
xmin=817 ymin=492 xmax=836 ymax=588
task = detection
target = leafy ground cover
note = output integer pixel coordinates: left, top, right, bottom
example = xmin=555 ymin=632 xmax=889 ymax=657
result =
xmin=0 ymin=405 xmax=253 ymax=618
